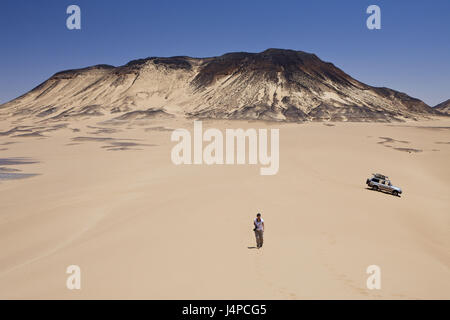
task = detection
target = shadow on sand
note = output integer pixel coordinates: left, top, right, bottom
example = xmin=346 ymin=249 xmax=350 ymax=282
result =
xmin=365 ymin=187 xmax=401 ymax=197
xmin=0 ymin=157 xmax=39 ymax=181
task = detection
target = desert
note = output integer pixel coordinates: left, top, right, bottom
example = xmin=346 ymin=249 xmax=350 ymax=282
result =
xmin=0 ymin=112 xmax=449 ymax=299
xmin=0 ymin=48 xmax=449 ymax=299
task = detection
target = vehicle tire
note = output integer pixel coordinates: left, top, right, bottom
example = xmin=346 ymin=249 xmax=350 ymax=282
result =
xmin=372 ymin=185 xmax=378 ymax=191
xmin=392 ymin=190 xmax=398 ymax=196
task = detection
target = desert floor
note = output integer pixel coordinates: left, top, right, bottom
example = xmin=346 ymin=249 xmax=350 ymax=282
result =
xmin=0 ymin=116 xmax=449 ymax=299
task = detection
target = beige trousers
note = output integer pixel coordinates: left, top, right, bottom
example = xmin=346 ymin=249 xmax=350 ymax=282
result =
xmin=255 ymin=230 xmax=264 ymax=247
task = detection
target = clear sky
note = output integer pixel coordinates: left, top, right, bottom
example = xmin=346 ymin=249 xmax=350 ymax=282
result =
xmin=0 ymin=0 xmax=449 ymax=106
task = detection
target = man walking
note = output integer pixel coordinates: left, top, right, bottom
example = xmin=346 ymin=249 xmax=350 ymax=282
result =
xmin=253 ymin=213 xmax=264 ymax=249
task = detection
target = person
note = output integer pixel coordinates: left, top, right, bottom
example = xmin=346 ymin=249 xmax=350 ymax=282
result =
xmin=253 ymin=213 xmax=264 ymax=249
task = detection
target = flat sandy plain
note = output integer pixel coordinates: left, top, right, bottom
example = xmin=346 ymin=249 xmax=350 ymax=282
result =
xmin=0 ymin=116 xmax=449 ymax=299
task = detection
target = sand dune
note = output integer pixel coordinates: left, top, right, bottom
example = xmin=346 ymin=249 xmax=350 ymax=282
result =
xmin=0 ymin=116 xmax=449 ymax=299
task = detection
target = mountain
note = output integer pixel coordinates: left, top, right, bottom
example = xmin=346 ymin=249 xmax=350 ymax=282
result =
xmin=0 ymin=49 xmax=441 ymax=123
xmin=434 ymin=99 xmax=450 ymax=114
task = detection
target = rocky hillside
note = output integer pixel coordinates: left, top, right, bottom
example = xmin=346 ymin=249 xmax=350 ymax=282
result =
xmin=0 ymin=49 xmax=440 ymax=122
xmin=434 ymin=99 xmax=450 ymax=115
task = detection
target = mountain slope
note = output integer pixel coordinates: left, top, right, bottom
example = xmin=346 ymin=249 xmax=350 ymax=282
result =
xmin=434 ymin=99 xmax=450 ymax=114
xmin=0 ymin=49 xmax=439 ymax=123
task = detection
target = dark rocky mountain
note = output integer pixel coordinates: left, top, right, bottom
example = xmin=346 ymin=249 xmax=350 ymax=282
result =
xmin=434 ymin=99 xmax=450 ymax=114
xmin=0 ymin=49 xmax=441 ymax=123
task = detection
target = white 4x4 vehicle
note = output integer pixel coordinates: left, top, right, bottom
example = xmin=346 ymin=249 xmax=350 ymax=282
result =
xmin=366 ymin=173 xmax=402 ymax=196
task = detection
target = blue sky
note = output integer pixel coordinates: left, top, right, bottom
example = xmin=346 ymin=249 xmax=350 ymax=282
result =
xmin=0 ymin=0 xmax=449 ymax=105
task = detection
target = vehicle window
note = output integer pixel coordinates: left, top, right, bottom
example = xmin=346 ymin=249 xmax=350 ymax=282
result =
xmin=372 ymin=178 xmax=379 ymax=183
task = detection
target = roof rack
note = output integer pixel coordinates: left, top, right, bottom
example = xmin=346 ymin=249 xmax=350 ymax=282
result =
xmin=372 ymin=173 xmax=389 ymax=180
